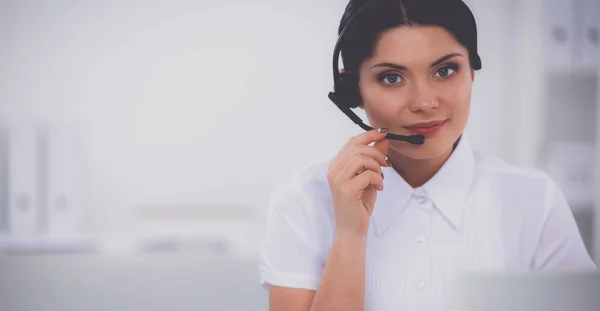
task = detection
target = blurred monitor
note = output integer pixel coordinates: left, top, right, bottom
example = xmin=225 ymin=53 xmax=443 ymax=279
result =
xmin=448 ymin=270 xmax=600 ymax=311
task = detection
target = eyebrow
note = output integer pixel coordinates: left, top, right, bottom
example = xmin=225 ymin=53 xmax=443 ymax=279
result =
xmin=370 ymin=53 xmax=464 ymax=70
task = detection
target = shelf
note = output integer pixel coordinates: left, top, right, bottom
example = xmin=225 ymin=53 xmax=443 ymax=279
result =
xmin=544 ymin=66 xmax=599 ymax=77
xmin=0 ymin=236 xmax=96 ymax=255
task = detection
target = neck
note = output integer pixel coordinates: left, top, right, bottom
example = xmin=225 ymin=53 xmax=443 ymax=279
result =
xmin=388 ymin=147 xmax=453 ymax=188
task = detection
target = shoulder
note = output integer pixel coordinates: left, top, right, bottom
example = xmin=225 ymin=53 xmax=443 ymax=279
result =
xmin=259 ymin=158 xmax=336 ymax=290
xmin=267 ymin=158 xmax=334 ymax=220
xmin=471 ymin=148 xmax=562 ymax=219
xmin=474 ymin=148 xmax=551 ymax=184
xmin=471 ymin=149 xmax=595 ymax=270
xmin=266 ymin=157 xmax=336 ymax=234
xmin=270 ymin=158 xmax=332 ymax=205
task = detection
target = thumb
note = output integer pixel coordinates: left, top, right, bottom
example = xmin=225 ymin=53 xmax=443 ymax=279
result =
xmin=372 ymin=137 xmax=390 ymax=159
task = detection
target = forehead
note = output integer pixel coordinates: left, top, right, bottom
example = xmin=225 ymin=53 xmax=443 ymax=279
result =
xmin=364 ymin=25 xmax=468 ymax=67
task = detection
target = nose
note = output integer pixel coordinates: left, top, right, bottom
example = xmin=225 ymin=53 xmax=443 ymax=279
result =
xmin=406 ymin=81 xmax=439 ymax=112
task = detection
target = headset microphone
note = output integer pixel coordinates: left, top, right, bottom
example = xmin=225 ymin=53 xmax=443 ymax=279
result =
xmin=328 ymin=92 xmax=425 ymax=145
xmin=327 ymin=2 xmax=426 ymax=145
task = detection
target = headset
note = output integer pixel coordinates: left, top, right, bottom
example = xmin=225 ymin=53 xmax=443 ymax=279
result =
xmin=327 ymin=2 xmax=426 ymax=145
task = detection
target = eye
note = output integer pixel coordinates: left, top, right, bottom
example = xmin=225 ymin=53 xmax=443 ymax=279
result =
xmin=434 ymin=65 xmax=458 ymax=78
xmin=380 ymin=73 xmax=403 ymax=85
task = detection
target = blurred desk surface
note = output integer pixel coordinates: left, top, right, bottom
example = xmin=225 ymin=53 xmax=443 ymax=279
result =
xmin=0 ymin=254 xmax=267 ymax=311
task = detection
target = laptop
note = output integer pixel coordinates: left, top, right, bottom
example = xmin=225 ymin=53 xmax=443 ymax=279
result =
xmin=447 ymin=270 xmax=600 ymax=311
xmin=0 ymin=254 xmax=268 ymax=311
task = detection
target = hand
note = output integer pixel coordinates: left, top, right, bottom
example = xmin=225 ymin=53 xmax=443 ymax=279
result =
xmin=327 ymin=129 xmax=390 ymax=238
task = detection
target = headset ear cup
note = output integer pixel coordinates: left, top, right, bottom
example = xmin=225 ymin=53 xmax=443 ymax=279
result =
xmin=339 ymin=73 xmax=362 ymax=108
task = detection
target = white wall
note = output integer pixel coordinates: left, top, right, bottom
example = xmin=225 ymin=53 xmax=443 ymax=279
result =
xmin=0 ymin=0 xmax=523 ymax=252
xmin=6 ymin=0 xmax=598 ymax=310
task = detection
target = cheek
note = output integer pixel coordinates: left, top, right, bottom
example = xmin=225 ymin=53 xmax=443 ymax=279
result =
xmin=362 ymin=92 xmax=405 ymax=125
xmin=440 ymin=78 xmax=472 ymax=116
xmin=360 ymin=83 xmax=405 ymax=117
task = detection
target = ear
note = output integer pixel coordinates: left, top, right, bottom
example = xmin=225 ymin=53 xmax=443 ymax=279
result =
xmin=356 ymin=90 xmax=364 ymax=109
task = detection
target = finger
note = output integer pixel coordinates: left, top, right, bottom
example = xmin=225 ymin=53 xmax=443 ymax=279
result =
xmin=363 ymin=186 xmax=377 ymax=215
xmin=346 ymin=170 xmax=384 ymax=193
xmin=339 ymin=154 xmax=382 ymax=182
xmin=346 ymin=128 xmax=389 ymax=147
xmin=356 ymin=145 xmax=388 ymax=167
xmin=372 ymin=137 xmax=390 ymax=160
xmin=333 ymin=144 xmax=388 ymax=172
xmin=329 ymin=129 xmax=389 ymax=174
xmin=328 ymin=142 xmax=350 ymax=173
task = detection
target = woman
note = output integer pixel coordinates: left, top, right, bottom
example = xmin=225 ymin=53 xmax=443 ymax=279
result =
xmin=259 ymin=0 xmax=596 ymax=310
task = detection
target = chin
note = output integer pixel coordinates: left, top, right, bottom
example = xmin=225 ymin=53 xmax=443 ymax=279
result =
xmin=389 ymin=136 xmax=453 ymax=160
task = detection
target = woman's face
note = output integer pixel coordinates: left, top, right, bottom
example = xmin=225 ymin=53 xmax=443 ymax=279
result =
xmin=358 ymin=25 xmax=474 ymax=160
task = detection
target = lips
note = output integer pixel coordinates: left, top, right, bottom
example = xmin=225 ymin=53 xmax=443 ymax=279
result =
xmin=404 ymin=120 xmax=447 ymax=136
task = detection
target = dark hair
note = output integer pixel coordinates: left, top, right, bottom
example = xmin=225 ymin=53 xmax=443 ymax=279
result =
xmin=338 ymin=0 xmax=482 ymax=77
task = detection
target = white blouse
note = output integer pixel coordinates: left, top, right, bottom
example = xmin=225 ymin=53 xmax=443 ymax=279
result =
xmin=259 ymin=135 xmax=596 ymax=311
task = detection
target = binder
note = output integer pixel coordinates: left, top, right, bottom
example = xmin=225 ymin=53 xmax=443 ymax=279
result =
xmin=543 ymin=0 xmax=575 ymax=69
xmin=35 ymin=127 xmax=49 ymax=234
xmin=0 ymin=126 xmax=8 ymax=234
xmin=46 ymin=124 xmax=84 ymax=237
xmin=8 ymin=124 xmax=38 ymax=237
xmin=581 ymin=0 xmax=600 ymax=69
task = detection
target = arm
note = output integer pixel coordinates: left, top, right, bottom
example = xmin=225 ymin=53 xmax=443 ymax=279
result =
xmin=269 ymin=287 xmax=315 ymax=311
xmin=260 ymin=199 xmax=322 ymax=311
xmin=262 ymin=202 xmax=369 ymax=311
xmin=532 ymin=178 xmax=597 ymax=270
xmin=261 ymin=130 xmax=389 ymax=311
xmin=309 ymin=233 xmax=367 ymax=311
xmin=268 ymin=233 xmax=367 ymax=311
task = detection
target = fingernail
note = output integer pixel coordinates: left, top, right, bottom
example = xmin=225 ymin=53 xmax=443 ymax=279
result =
xmin=377 ymin=128 xmax=389 ymax=133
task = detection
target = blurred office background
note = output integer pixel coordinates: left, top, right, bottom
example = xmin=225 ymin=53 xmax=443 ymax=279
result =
xmin=0 ymin=0 xmax=598 ymax=310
